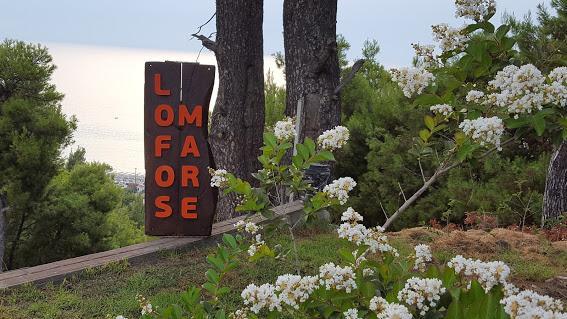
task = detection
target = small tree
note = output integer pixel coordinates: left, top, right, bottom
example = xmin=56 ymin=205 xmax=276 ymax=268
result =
xmin=0 ymin=40 xmax=76 ymax=270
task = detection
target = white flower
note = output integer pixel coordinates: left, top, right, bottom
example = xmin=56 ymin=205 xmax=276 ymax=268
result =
xmin=337 ymin=222 xmax=368 ymax=245
xmin=341 ymin=207 xmax=363 ymax=222
xmin=343 ymin=308 xmax=361 ymax=319
xmin=414 ymin=244 xmax=433 ymax=272
xmin=487 ymin=64 xmax=546 ymax=116
xmin=398 ymin=277 xmax=446 ymax=316
xmin=115 ymin=316 xmax=127 ymax=319
xmin=209 ymin=168 xmax=229 ymax=188
xmin=466 ymin=90 xmax=485 ymax=103
xmin=459 ymin=116 xmax=504 ymax=150
xmin=379 ymin=303 xmax=413 ymax=319
xmin=241 ymin=283 xmax=281 ymax=314
xmin=432 ymin=23 xmax=468 ymax=53
xmin=317 ymin=126 xmax=350 ymax=151
xmin=323 ymin=177 xmax=357 ymax=205
xmin=370 ymin=297 xmax=413 ymax=319
xmin=141 ymin=303 xmax=153 ymax=315
xmin=545 ymin=66 xmax=567 ymax=107
xmin=455 ymin=0 xmax=496 ymax=21
xmin=318 ymin=263 xmax=357 ymax=293
xmin=247 ymin=240 xmax=265 ymax=257
xmin=234 ymin=221 xmax=261 ymax=235
xmin=274 ymin=117 xmax=296 ymax=141
xmin=229 ymin=308 xmax=249 ymax=319
xmin=448 ymin=255 xmax=510 ymax=292
xmin=412 ymin=43 xmax=437 ymax=68
xmin=430 ymin=104 xmax=454 ymax=116
xmin=501 ymin=289 xmax=565 ymax=319
xmin=390 ymin=67 xmax=436 ymax=98
xmin=275 ymin=274 xmax=319 ymax=309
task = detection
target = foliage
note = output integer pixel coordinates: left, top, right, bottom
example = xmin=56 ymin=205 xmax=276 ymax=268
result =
xmin=264 ymin=71 xmax=286 ymax=129
xmin=0 ymin=39 xmax=77 ymax=270
xmin=14 ymin=163 xmax=124 ymax=266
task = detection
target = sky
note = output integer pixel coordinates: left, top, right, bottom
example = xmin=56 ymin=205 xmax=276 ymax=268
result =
xmin=0 ymin=0 xmax=548 ymax=172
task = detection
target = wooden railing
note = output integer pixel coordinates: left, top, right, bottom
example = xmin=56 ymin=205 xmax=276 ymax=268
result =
xmin=0 ymin=201 xmax=303 ymax=289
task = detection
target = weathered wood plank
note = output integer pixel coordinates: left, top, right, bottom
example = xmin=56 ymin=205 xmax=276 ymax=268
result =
xmin=0 ymin=201 xmax=303 ymax=289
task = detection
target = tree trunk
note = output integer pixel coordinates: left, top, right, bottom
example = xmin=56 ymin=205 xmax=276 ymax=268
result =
xmin=208 ymin=0 xmax=265 ymax=221
xmin=0 ymin=195 xmax=6 ymax=272
xmin=542 ymin=141 xmax=567 ymax=226
xmin=283 ymin=0 xmax=341 ymax=140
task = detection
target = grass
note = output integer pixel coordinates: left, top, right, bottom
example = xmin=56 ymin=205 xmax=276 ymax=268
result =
xmin=0 ymin=226 xmax=565 ymax=318
xmin=0 ymin=226 xmax=346 ymax=319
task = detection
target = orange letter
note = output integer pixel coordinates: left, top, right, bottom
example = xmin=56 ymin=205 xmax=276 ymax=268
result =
xmin=155 ymin=195 xmax=172 ymax=218
xmin=154 ymin=135 xmax=171 ymax=157
xmin=180 ymin=135 xmax=200 ymax=158
xmin=178 ymin=105 xmax=202 ymax=127
xmin=155 ymin=165 xmax=175 ymax=187
xmin=181 ymin=165 xmax=199 ymax=187
xmin=181 ymin=197 xmax=198 ymax=219
xmin=154 ymin=73 xmax=171 ymax=96
xmin=154 ymin=104 xmax=174 ymax=126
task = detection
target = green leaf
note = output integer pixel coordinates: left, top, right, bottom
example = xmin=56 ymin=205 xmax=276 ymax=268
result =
xmin=206 ymin=269 xmax=220 ymax=284
xmin=419 ymin=129 xmax=431 ymax=142
xmin=495 ymin=24 xmax=510 ymax=39
xmin=222 ymin=234 xmax=238 ymax=249
xmin=304 ymin=137 xmax=316 ymax=155
xmin=296 ymin=143 xmax=309 ymax=160
xmin=531 ymin=116 xmax=546 ymax=136
xmin=424 ymin=115 xmax=436 ymax=130
xmin=414 ymin=93 xmax=444 ymax=106
xmin=263 ymin=132 xmax=277 ymax=148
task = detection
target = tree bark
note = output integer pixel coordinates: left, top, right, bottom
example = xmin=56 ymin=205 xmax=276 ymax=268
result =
xmin=0 ymin=195 xmax=7 ymax=272
xmin=283 ymin=0 xmax=341 ymax=140
xmin=208 ymin=0 xmax=265 ymax=221
xmin=542 ymin=141 xmax=567 ymax=226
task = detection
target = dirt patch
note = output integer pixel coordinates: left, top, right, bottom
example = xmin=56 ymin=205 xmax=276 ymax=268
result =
xmin=390 ymin=227 xmax=567 ymax=300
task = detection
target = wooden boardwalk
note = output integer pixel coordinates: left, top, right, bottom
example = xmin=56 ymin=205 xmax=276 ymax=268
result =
xmin=0 ymin=201 xmax=303 ymax=289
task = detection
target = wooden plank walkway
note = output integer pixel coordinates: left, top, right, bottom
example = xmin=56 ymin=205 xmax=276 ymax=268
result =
xmin=0 ymin=201 xmax=303 ymax=289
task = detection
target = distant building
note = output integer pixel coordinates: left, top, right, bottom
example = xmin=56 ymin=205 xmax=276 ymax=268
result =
xmin=113 ymin=171 xmax=145 ymax=193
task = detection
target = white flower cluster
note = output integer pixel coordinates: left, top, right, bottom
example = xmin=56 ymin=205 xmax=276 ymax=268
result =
xmin=501 ymin=289 xmax=565 ymax=319
xmin=466 ymin=65 xmax=566 ymax=118
xmin=136 ymin=294 xmax=154 ymax=316
xmin=412 ymin=43 xmax=437 ymax=68
xmin=414 ymin=244 xmax=433 ymax=272
xmin=275 ymin=274 xmax=319 ymax=309
xmin=455 ymin=0 xmax=496 ymax=21
xmin=209 ymin=168 xmax=229 ymax=188
xmin=317 ymin=125 xmax=350 ymax=151
xmin=370 ymin=297 xmax=413 ymax=319
xmin=115 ymin=316 xmax=127 ymax=319
xmin=546 ymin=66 xmax=567 ymax=107
xmin=466 ymin=89 xmax=485 ymax=103
xmin=488 ymin=64 xmax=547 ymax=116
xmin=337 ymin=208 xmax=399 ymax=256
xmin=459 ymin=116 xmax=504 ymax=150
xmin=241 ymin=283 xmax=281 ymax=314
xmin=343 ymin=308 xmax=361 ymax=319
xmin=235 ymin=220 xmax=261 ymax=235
xmin=447 ymin=255 xmax=510 ymax=292
xmin=323 ymin=177 xmax=357 ymax=205
xmin=397 ymin=277 xmax=446 ymax=316
xmin=390 ymin=67 xmax=436 ymax=98
xmin=430 ymin=103 xmax=454 ymax=116
xmin=432 ymin=23 xmax=468 ymax=53
xmin=238 ymin=263 xmax=360 ymax=315
xmin=273 ymin=117 xmax=296 ymax=141
xmin=229 ymin=308 xmax=249 ymax=319
xmin=247 ymin=237 xmax=265 ymax=257
xmin=319 ymin=262 xmax=357 ymax=293
xmin=341 ymin=207 xmax=364 ymax=222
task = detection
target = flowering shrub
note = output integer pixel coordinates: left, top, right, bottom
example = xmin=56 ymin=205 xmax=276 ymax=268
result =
xmin=381 ymin=0 xmax=567 ymax=229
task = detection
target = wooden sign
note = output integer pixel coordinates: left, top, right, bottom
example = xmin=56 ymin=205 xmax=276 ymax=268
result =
xmin=144 ymin=61 xmax=217 ymax=236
